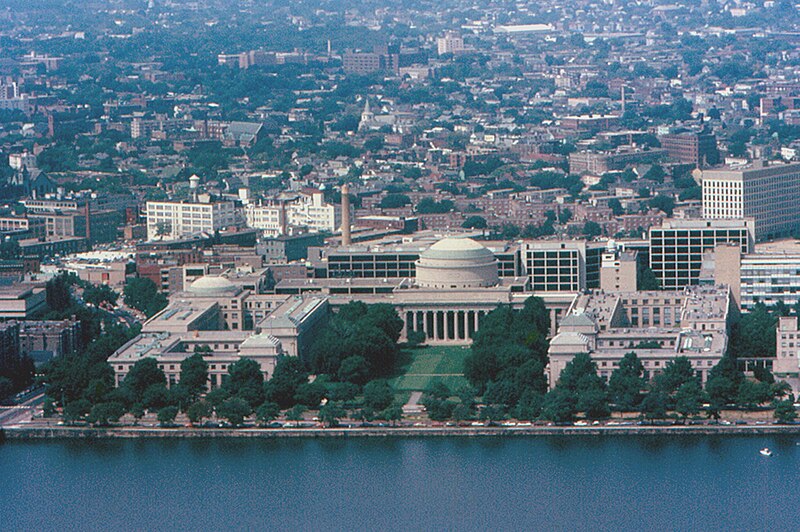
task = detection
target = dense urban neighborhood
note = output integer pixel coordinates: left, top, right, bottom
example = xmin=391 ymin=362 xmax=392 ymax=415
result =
xmin=2 ymin=0 xmax=800 ymax=434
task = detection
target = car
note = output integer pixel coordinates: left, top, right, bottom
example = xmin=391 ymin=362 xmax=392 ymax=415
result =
xmin=268 ymin=422 xmax=283 ymax=428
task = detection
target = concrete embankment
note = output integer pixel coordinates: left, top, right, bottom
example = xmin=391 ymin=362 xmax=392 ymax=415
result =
xmin=4 ymin=424 xmax=800 ymax=440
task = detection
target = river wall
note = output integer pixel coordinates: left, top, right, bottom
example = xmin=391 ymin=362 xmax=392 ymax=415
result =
xmin=4 ymin=424 xmax=800 ymax=440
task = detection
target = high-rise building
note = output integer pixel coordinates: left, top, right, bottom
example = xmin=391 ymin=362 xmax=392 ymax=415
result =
xmin=437 ymin=32 xmax=464 ymax=55
xmin=649 ymin=218 xmax=754 ymax=289
xmin=702 ymin=161 xmax=800 ymax=240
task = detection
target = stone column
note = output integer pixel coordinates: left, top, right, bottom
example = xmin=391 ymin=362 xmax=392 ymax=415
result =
xmin=433 ymin=311 xmax=439 ymax=340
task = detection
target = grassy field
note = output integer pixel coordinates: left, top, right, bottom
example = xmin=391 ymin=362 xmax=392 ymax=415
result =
xmin=390 ymin=345 xmax=471 ymax=393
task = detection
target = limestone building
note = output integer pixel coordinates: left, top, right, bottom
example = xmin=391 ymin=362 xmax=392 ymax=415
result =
xmin=547 ymin=285 xmax=733 ymax=388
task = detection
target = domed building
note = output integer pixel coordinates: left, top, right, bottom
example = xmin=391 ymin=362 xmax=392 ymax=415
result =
xmin=187 ymin=276 xmax=240 ymax=297
xmin=415 ymin=237 xmax=499 ymax=289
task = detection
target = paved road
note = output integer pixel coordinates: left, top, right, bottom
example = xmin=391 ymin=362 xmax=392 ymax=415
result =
xmin=0 ymin=393 xmax=45 ymax=427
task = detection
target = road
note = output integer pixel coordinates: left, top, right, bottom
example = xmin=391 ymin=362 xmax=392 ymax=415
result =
xmin=0 ymin=392 xmax=45 ymax=427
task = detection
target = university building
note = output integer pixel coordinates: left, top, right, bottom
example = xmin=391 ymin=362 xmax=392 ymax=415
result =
xmin=548 ymin=285 xmax=733 ymax=388
xmin=649 ymin=218 xmax=754 ymax=289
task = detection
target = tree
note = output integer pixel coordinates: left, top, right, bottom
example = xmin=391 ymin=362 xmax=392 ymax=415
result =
xmin=405 ymin=330 xmax=426 ymax=348
xmin=83 ymin=284 xmax=118 ymax=307
xmin=157 ymin=405 xmax=178 ymax=427
xmin=186 ymin=400 xmax=213 ymax=425
xmin=142 ymin=383 xmax=170 ymax=411
xmin=648 ymin=195 xmax=675 ymax=217
xmin=379 ymin=193 xmax=411 ymax=209
xmin=674 ymin=380 xmax=704 ymax=420
xmin=728 ymin=303 xmax=777 ymax=358
xmin=773 ymin=399 xmax=797 ymax=424
xmin=422 ymin=395 xmax=455 ymax=421
xmin=256 ymin=402 xmax=281 ymax=426
xmin=705 ymin=356 xmax=744 ymax=408
xmin=462 ymin=215 xmax=488 ymax=229
xmin=637 ymin=264 xmax=661 ymax=290
xmin=123 ymin=277 xmax=168 ymax=318
xmin=216 ymin=397 xmax=252 ymax=427
xmin=737 ymin=379 xmax=773 ymax=409
xmin=319 ymin=402 xmax=346 ymax=427
xmin=379 ymin=404 xmax=403 ymax=426
xmin=608 ymin=352 xmax=645 ymax=410
xmin=337 ymin=355 xmax=370 ymax=385
xmin=583 ymin=221 xmax=602 ymax=238
xmin=541 ymin=387 xmax=576 ymax=423
xmin=63 ymin=399 xmax=92 ymax=424
xmin=640 ymin=390 xmax=668 ymax=422
xmin=554 ymin=353 xmax=609 ymax=420
xmin=223 ymin=358 xmax=264 ymax=407
xmin=363 ymin=379 xmax=394 ymax=411
xmin=46 ymin=275 xmax=73 ymax=312
xmin=293 ymin=381 xmax=326 ymax=408
xmin=122 ymin=358 xmax=166 ymax=405
xmin=265 ymin=356 xmax=309 ymax=408
xmin=608 ymin=198 xmax=624 ymax=216
xmin=178 ymin=353 xmax=209 ymax=400
xmin=286 ymin=404 xmax=307 ymax=425
xmin=653 ymin=357 xmax=696 ymax=397
xmin=87 ymin=402 xmax=125 ymax=426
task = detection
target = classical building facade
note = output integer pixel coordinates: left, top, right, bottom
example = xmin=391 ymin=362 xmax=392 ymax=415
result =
xmin=547 ymin=285 xmax=733 ymax=388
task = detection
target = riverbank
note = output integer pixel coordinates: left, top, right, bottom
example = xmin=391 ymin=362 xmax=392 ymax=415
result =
xmin=4 ymin=423 xmax=800 ymax=440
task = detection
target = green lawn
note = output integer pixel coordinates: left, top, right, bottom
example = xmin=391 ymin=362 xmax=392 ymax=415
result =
xmin=390 ymin=345 xmax=471 ymax=393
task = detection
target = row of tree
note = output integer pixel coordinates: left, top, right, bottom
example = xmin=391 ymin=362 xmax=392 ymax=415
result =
xmin=51 ymin=349 xmax=405 ymax=428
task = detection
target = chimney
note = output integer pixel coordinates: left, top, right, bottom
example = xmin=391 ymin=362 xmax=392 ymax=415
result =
xmin=341 ymin=184 xmax=351 ymax=246
xmin=84 ymin=202 xmax=91 ymax=250
xmin=280 ymin=200 xmax=288 ymax=236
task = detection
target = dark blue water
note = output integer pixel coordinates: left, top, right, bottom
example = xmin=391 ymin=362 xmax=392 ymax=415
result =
xmin=1 ymin=435 xmax=797 ymax=531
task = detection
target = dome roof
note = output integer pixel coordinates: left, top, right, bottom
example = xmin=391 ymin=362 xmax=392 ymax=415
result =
xmin=419 ymin=237 xmax=495 ymax=261
xmin=187 ymin=276 xmax=238 ymax=296
xmin=415 ymin=236 xmax=499 ymax=289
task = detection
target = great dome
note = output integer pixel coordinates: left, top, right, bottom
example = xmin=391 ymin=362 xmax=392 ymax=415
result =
xmin=187 ymin=275 xmax=239 ymax=296
xmin=415 ymin=237 xmax=499 ymax=289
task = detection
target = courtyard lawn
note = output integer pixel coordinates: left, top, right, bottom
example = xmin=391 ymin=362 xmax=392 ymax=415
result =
xmin=390 ymin=345 xmax=471 ymax=393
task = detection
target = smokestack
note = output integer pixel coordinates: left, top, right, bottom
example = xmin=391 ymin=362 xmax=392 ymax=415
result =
xmin=341 ymin=184 xmax=351 ymax=246
xmin=84 ymin=202 xmax=91 ymax=250
xmin=280 ymin=200 xmax=288 ymax=236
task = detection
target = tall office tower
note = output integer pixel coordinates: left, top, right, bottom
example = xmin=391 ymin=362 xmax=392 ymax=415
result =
xmin=649 ymin=219 xmax=754 ymax=290
xmin=702 ymin=161 xmax=800 ymax=241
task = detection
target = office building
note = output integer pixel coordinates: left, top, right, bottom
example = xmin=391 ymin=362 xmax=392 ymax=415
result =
xmin=702 ymin=161 xmax=800 ymax=240
xmin=649 ymin=218 xmax=754 ymax=289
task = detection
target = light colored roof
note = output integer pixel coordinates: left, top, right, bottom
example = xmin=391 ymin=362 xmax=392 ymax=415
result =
xmin=549 ymin=331 xmax=591 ymax=347
xmin=419 ymin=236 xmax=495 ymax=261
xmin=187 ymin=275 xmax=238 ymax=295
xmin=239 ymin=332 xmax=281 ymax=349
xmin=559 ymin=312 xmax=597 ymax=328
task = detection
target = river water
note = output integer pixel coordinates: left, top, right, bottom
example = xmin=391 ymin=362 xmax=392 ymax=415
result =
xmin=1 ymin=435 xmax=797 ymax=531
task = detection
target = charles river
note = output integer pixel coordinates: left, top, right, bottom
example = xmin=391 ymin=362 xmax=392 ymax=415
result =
xmin=2 ymin=435 xmax=798 ymax=531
